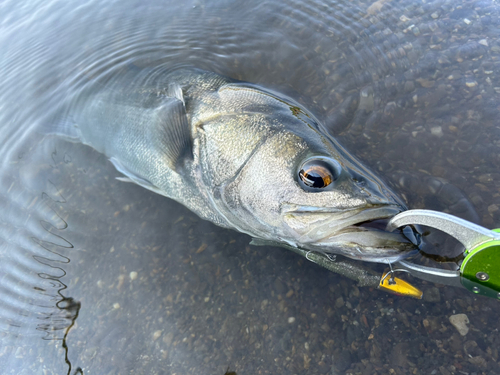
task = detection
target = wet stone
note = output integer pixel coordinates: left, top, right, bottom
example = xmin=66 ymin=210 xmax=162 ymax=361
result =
xmin=390 ymin=342 xmax=409 ymax=368
xmin=279 ymin=330 xmax=292 ymax=352
xmin=152 ymin=330 xmax=162 ymax=341
xmin=350 ymin=286 xmax=360 ymax=298
xmin=448 ymin=333 xmax=463 ymax=353
xmin=430 ymin=126 xmax=443 ymax=137
xmin=466 ymin=79 xmax=478 ymax=88
xmin=423 ymin=287 xmax=441 ymax=303
xmin=469 ymin=355 xmax=488 ymax=367
xmin=423 ymin=317 xmax=441 ymax=333
xmin=358 ymin=95 xmax=374 ymax=113
xmin=488 ymin=204 xmax=499 ymax=215
xmin=333 ymin=349 xmax=352 ymax=372
xmin=274 ymin=278 xmax=286 ymax=294
xmin=449 ymin=314 xmax=470 ymax=336
xmin=334 ymin=296 xmax=345 ymax=309
xmin=346 ymin=323 xmax=363 ymax=343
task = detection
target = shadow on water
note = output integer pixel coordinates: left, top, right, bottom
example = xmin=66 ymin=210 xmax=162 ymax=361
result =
xmin=56 ymin=297 xmax=82 ymax=375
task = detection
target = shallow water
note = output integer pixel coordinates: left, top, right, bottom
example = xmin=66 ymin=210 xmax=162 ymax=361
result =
xmin=1 ymin=0 xmax=500 ymax=374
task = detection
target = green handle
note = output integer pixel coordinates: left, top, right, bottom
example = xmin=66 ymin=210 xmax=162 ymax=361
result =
xmin=460 ymin=229 xmax=500 ymax=299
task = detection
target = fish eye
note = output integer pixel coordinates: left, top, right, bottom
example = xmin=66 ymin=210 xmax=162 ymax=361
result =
xmin=298 ymin=158 xmax=341 ymax=191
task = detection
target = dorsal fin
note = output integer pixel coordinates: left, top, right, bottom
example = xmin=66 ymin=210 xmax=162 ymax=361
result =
xmin=166 ymin=83 xmax=185 ymax=106
xmin=152 ymin=83 xmax=192 ymax=171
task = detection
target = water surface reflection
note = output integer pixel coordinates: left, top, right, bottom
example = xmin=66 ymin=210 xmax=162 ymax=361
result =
xmin=1 ymin=0 xmax=499 ymax=374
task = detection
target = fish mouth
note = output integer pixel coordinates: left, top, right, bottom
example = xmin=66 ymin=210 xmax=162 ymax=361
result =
xmin=281 ymin=204 xmax=418 ymax=263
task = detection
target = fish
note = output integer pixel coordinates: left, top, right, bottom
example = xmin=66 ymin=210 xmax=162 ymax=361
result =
xmin=51 ymin=67 xmax=416 ymax=263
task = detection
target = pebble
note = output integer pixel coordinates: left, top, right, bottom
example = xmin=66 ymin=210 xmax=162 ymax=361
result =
xmin=466 ymin=80 xmax=478 ymax=88
xmin=350 ymin=286 xmax=360 ymax=298
xmin=153 ymin=330 xmax=162 ymax=341
xmin=359 ymin=87 xmax=374 ymax=111
xmin=274 ymin=279 xmax=285 ymax=294
xmin=430 ymin=126 xmax=443 ymax=137
xmin=488 ymin=204 xmax=499 ymax=214
xmin=130 ymin=271 xmax=138 ymax=281
xmin=288 ymin=317 xmax=296 ymax=324
xmin=162 ymin=332 xmax=174 ymax=346
xmin=334 ymin=350 xmax=352 ymax=372
xmin=479 ymin=174 xmax=493 ymax=183
xmin=335 ymin=296 xmax=345 ymax=309
xmin=416 ymin=78 xmax=435 ymax=88
xmin=423 ymin=286 xmax=441 ymax=303
xmin=449 ymin=314 xmax=469 ymax=336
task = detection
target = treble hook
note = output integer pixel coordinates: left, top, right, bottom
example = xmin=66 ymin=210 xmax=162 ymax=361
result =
xmin=380 ymin=262 xmax=410 ymax=285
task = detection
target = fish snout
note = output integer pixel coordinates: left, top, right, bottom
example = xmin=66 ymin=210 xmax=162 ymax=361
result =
xmin=347 ymin=168 xmax=407 ymax=209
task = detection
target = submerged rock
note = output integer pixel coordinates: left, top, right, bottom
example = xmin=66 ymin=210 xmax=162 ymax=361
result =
xmin=449 ymin=314 xmax=469 ymax=336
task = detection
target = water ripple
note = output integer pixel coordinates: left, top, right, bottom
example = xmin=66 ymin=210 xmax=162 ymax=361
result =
xmin=0 ymin=172 xmax=76 ymax=338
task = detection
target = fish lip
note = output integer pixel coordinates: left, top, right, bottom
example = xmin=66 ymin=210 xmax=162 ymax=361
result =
xmin=281 ymin=203 xmax=415 ymax=251
xmin=281 ymin=203 xmax=373 ymax=214
xmin=281 ymin=203 xmax=404 ymax=226
xmin=312 ymin=206 xmax=406 ymax=242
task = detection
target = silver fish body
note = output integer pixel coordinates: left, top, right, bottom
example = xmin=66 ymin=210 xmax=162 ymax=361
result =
xmin=57 ymin=68 xmax=415 ymax=263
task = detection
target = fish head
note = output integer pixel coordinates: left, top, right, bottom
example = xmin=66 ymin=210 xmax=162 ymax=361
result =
xmin=201 ymin=84 xmax=417 ymax=262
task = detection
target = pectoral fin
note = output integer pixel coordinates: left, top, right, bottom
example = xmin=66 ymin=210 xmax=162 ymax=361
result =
xmin=110 ymin=157 xmax=166 ymax=197
xmin=250 ymin=238 xmax=294 ymax=249
xmin=249 ymin=238 xmax=271 ymax=247
xmin=153 ymin=84 xmax=192 ymax=171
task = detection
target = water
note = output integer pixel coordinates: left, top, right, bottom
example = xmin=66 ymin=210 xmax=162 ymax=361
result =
xmin=1 ymin=0 xmax=499 ymax=373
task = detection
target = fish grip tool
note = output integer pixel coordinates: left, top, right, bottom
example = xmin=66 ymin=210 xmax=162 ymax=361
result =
xmin=387 ymin=209 xmax=500 ymax=299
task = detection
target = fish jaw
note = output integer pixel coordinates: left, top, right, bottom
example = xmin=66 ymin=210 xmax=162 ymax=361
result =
xmin=281 ymin=204 xmax=417 ymax=263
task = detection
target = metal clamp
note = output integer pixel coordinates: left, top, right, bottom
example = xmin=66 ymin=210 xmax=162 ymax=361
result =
xmin=387 ymin=209 xmax=500 ymax=299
